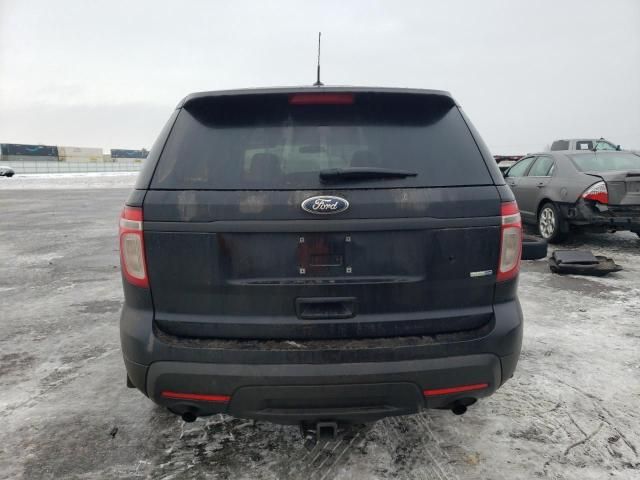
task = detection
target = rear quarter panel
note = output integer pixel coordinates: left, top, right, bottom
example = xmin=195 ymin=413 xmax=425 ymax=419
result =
xmin=542 ymin=155 xmax=595 ymax=209
xmin=559 ymin=156 xmax=600 ymax=205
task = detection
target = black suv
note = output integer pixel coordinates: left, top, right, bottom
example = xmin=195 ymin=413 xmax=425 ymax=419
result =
xmin=119 ymin=87 xmax=524 ymax=426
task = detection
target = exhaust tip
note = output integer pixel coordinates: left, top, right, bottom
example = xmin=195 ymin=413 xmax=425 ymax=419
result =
xmin=451 ymin=398 xmax=477 ymax=415
xmin=181 ymin=411 xmax=198 ymax=423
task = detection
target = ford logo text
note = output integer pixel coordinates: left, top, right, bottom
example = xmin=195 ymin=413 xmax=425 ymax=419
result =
xmin=301 ymin=196 xmax=350 ymax=215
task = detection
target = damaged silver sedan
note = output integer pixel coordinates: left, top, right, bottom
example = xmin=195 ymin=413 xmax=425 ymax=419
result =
xmin=504 ymin=151 xmax=640 ymax=243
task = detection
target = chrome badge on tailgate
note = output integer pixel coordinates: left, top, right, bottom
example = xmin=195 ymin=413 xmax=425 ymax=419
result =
xmin=301 ymin=196 xmax=349 ymax=215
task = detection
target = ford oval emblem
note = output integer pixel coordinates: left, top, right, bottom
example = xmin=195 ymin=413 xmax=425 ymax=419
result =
xmin=301 ymin=195 xmax=349 ymax=215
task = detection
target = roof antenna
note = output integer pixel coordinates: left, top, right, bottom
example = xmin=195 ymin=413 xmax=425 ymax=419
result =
xmin=313 ymin=32 xmax=324 ymax=87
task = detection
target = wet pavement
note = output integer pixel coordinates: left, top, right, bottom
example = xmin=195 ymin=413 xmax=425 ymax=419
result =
xmin=0 ymin=177 xmax=639 ymax=479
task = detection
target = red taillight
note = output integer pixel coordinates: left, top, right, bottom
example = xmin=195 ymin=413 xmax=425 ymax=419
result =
xmin=119 ymin=206 xmax=148 ymax=288
xmin=161 ymin=391 xmax=231 ymax=403
xmin=497 ymin=201 xmax=522 ymax=282
xmin=289 ymin=93 xmax=354 ymax=105
xmin=582 ymin=181 xmax=608 ymax=204
xmin=423 ymin=383 xmax=489 ymax=397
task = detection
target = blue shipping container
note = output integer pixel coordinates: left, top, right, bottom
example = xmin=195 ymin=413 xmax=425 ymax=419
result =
xmin=1 ymin=143 xmax=58 ymax=157
xmin=110 ymin=149 xmax=148 ymax=159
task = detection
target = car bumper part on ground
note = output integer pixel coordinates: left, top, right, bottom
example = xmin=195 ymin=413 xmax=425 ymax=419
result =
xmin=121 ymin=298 xmax=523 ymax=424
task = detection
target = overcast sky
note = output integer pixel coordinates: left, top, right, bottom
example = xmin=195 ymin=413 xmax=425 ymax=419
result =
xmin=1 ymin=0 xmax=639 ymax=153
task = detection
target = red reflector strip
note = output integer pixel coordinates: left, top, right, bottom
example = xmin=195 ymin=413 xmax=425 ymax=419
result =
xmin=423 ymin=383 xmax=488 ymax=397
xmin=289 ymin=93 xmax=354 ymax=105
xmin=161 ymin=391 xmax=231 ymax=403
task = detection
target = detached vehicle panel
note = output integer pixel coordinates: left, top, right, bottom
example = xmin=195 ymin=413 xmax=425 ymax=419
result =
xmin=120 ymin=87 xmax=524 ymax=425
xmin=505 ymin=151 xmax=640 ymax=242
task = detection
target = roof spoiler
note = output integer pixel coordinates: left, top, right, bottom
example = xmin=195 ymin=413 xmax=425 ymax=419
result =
xmin=178 ymin=86 xmax=455 ymax=109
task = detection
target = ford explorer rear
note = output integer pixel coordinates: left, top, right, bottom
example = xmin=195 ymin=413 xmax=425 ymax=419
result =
xmin=119 ymin=87 xmax=523 ymax=427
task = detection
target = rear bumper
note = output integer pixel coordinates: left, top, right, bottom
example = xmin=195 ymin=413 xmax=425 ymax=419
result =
xmin=563 ymin=201 xmax=640 ymax=231
xmin=121 ymin=299 xmax=523 ymax=424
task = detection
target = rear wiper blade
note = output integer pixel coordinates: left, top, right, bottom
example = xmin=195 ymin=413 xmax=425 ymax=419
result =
xmin=319 ymin=167 xmax=418 ymax=182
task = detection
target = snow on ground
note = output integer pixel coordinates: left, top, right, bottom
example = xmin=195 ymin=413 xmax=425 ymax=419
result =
xmin=0 ymin=176 xmax=638 ymax=479
xmin=0 ymin=172 xmax=137 ymax=190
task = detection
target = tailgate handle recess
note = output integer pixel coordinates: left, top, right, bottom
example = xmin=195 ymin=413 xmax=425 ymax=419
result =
xmin=295 ymin=297 xmax=357 ymax=320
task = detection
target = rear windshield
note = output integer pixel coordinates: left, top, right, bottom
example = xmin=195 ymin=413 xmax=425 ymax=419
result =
xmin=569 ymin=152 xmax=640 ymax=172
xmin=151 ymin=92 xmax=492 ymax=189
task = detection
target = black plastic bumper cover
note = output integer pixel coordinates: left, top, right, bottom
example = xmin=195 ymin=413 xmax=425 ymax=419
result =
xmin=121 ymin=299 xmax=523 ymax=423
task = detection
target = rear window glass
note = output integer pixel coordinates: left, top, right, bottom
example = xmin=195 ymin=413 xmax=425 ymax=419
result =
xmin=576 ymin=140 xmax=594 ymax=150
xmin=550 ymin=140 xmax=569 ymax=150
xmin=151 ymin=93 xmax=492 ymax=189
xmin=569 ymin=152 xmax=640 ymax=172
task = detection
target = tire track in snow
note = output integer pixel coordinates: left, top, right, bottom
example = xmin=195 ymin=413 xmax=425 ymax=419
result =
xmin=413 ymin=414 xmax=458 ymax=480
xmin=308 ymin=438 xmax=343 ymax=478
xmin=401 ymin=416 xmax=453 ymax=480
xmin=384 ymin=417 xmax=427 ymax=480
xmin=317 ymin=429 xmax=365 ymax=480
xmin=283 ymin=426 xmax=368 ymax=480
xmin=284 ymin=438 xmax=330 ymax=479
xmin=381 ymin=416 xmax=452 ymax=480
xmin=549 ymin=376 xmax=639 ymax=465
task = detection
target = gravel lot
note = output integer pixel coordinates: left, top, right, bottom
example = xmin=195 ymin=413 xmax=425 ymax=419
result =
xmin=0 ymin=175 xmax=639 ymax=479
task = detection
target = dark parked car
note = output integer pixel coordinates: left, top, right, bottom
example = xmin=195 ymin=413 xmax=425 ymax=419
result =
xmin=0 ymin=166 xmax=15 ymax=177
xmin=119 ymin=87 xmax=527 ymax=429
xmin=505 ymin=151 xmax=640 ymax=242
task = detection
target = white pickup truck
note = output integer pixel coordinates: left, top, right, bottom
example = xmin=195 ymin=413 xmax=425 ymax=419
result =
xmin=550 ymin=138 xmax=621 ymax=151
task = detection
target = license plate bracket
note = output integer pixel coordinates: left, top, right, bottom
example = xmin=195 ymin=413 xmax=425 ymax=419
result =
xmin=297 ymin=234 xmax=352 ymax=275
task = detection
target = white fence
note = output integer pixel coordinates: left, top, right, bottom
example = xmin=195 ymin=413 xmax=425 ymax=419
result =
xmin=2 ymin=158 xmax=144 ymax=174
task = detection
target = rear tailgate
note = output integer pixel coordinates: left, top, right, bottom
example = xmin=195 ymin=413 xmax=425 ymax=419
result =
xmin=142 ymin=90 xmax=502 ymax=340
xmin=143 ymin=188 xmax=500 ymax=339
